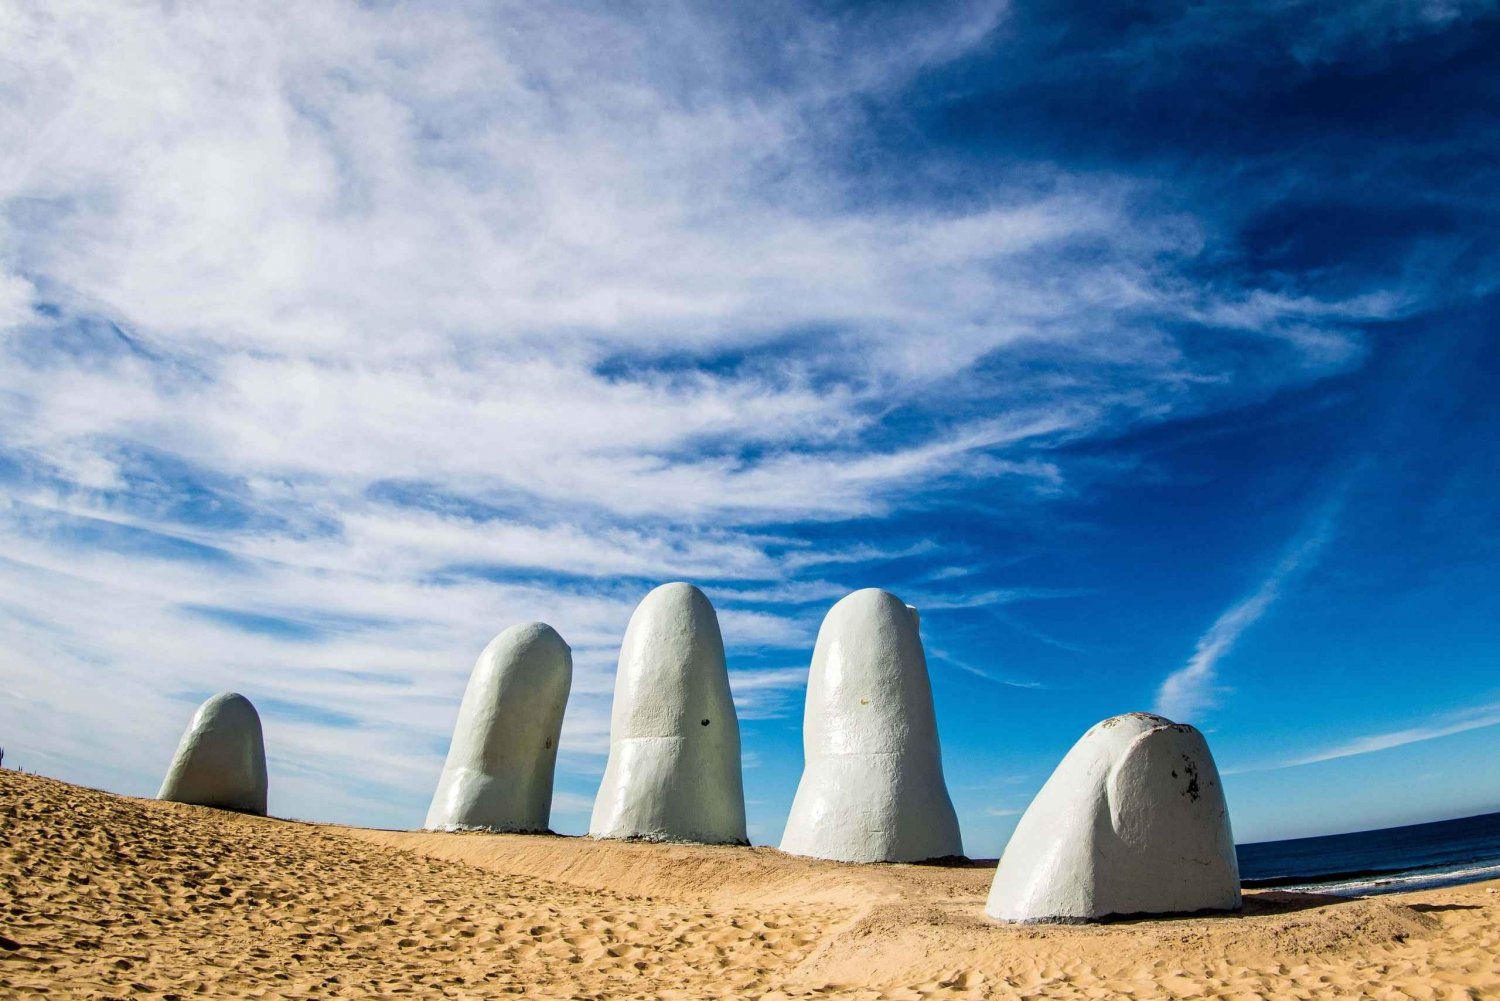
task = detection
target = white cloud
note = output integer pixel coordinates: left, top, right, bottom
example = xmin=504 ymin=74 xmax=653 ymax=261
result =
xmin=0 ymin=271 xmax=33 ymax=329
xmin=728 ymin=666 xmax=812 ymax=691
xmin=0 ymin=3 xmax=1374 ymax=529
xmin=1276 ymin=703 xmax=1500 ymax=769
xmin=930 ymin=650 xmax=1047 ymax=690
xmin=1154 ymin=501 xmax=1341 ymax=722
xmin=906 ymin=585 xmax=1087 ymax=611
xmin=729 ymin=666 xmax=811 ymax=721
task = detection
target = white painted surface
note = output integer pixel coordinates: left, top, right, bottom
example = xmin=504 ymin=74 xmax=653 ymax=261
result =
xmin=425 ymin=622 xmax=572 ymax=832
xmin=590 ymin=582 xmax=747 ymax=845
xmin=780 ymin=588 xmax=963 ymax=863
xmin=157 ymin=692 xmax=268 ymax=815
xmin=986 ymin=712 xmax=1241 ymax=922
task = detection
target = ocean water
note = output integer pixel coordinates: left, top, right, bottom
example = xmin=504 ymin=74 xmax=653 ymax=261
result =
xmin=1236 ymin=811 xmax=1500 ymax=896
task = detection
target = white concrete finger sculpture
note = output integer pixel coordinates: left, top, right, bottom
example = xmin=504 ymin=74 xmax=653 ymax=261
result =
xmin=426 ymin=622 xmax=573 ymax=832
xmin=157 ymin=692 xmax=268 ymax=815
xmin=590 ymin=582 xmax=748 ymax=845
xmin=780 ymin=588 xmax=963 ymax=863
xmin=986 ymin=712 xmax=1240 ymax=922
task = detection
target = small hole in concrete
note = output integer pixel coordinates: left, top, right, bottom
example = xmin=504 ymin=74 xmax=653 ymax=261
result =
xmin=700 ymin=718 xmax=710 ymax=726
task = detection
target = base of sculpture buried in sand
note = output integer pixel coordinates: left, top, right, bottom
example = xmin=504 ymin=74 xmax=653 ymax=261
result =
xmin=9 ymin=770 xmax=1499 ymax=1000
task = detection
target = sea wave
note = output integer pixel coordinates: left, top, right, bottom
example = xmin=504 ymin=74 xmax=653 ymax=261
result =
xmin=1267 ymin=860 xmax=1500 ymax=897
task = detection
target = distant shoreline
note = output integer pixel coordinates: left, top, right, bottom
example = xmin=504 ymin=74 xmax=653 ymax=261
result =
xmin=1238 ymin=810 xmax=1500 ymax=896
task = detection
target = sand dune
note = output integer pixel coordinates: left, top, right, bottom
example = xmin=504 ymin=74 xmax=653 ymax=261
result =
xmin=3 ymin=770 xmax=1497 ymax=999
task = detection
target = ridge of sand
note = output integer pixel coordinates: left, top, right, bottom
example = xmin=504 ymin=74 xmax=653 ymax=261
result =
xmin=345 ymin=827 xmax=992 ymax=908
xmin=3 ymin=770 xmax=1498 ymax=999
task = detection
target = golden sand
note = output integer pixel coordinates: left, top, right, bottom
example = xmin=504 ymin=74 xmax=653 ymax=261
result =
xmin=3 ymin=770 xmax=1497 ymax=999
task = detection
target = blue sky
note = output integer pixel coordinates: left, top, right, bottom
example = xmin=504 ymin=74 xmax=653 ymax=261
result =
xmin=1 ymin=1 xmax=1497 ymax=854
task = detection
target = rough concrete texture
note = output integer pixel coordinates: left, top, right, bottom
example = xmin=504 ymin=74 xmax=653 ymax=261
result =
xmin=157 ymin=692 xmax=268 ymax=815
xmin=986 ymin=712 xmax=1241 ymax=922
xmin=425 ymin=622 xmax=573 ymax=832
xmin=779 ymin=588 xmax=963 ymax=863
xmin=590 ymin=582 xmax=748 ymax=845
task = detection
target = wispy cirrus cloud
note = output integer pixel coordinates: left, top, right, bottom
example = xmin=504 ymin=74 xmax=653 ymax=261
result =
xmin=1277 ymin=703 xmax=1500 ymax=770
xmin=1222 ymin=702 xmax=1500 ymax=776
xmin=728 ymin=667 xmax=812 ymax=722
xmin=1154 ymin=499 xmax=1343 ymax=722
xmin=927 ymin=647 xmax=1047 ymax=690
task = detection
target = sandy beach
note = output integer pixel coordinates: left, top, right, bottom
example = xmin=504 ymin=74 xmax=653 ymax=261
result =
xmin=3 ymin=770 xmax=1496 ymax=999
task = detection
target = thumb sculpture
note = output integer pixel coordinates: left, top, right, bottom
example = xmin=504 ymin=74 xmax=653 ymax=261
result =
xmin=986 ymin=712 xmax=1240 ymax=922
xmin=590 ymin=582 xmax=748 ymax=845
xmin=426 ymin=622 xmax=573 ymax=832
xmin=780 ymin=588 xmax=963 ymax=863
xmin=158 ymin=692 xmax=268 ymax=815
